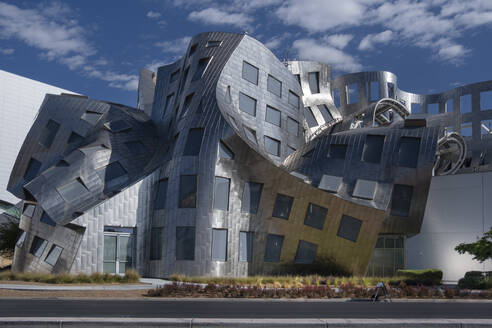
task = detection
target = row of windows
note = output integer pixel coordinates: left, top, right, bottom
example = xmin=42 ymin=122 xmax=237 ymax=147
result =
xmin=332 ymin=81 xmax=395 ymax=108
xmin=412 ymin=90 xmax=492 ymax=114
xmin=304 ymin=105 xmax=334 ymax=128
xmin=241 ymin=60 xmax=299 ymax=108
xmin=16 ymin=232 xmax=63 ymax=267
xmin=150 ymin=215 xmax=360 ymax=264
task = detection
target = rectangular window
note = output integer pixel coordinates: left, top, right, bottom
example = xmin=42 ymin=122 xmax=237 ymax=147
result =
xmin=103 ymin=235 xmax=116 ymax=273
xmin=295 ymin=240 xmax=317 ymax=264
xmin=329 ymin=144 xmax=347 ymax=159
xmin=154 ymin=179 xmax=168 ymax=210
xmin=264 ymin=136 xmax=280 ymax=156
xmin=163 ymin=93 xmax=175 ymax=117
xmin=68 ymin=131 xmax=83 ymax=144
xmin=170 ymin=69 xmax=180 ymax=83
xmin=181 ymin=92 xmax=194 ymax=117
xmin=427 ymin=103 xmax=439 ymax=114
xmin=390 ymin=184 xmax=413 ymax=217
xmin=29 ymin=236 xmax=47 ymax=257
xmin=264 ymin=234 xmax=284 ymax=262
xmin=206 ymin=40 xmax=222 ymax=47
xmin=176 ymin=226 xmax=195 ymax=260
xmin=332 ymin=88 xmax=340 ymax=107
xmin=461 ymin=122 xmax=472 ymax=137
xmin=192 ymin=57 xmax=211 ymax=81
xmin=353 ymin=179 xmax=377 ymax=200
xmin=40 ymin=119 xmax=60 ymax=149
xmin=411 ymin=103 xmax=421 ymax=113
xmin=103 ymin=161 xmax=127 ymax=182
xmin=272 ymin=193 xmax=294 ymax=220
xmin=218 ymin=140 xmax=234 ymax=159
xmin=337 ymin=215 xmax=362 ymax=242
xmin=239 ymin=92 xmax=257 ymax=116
xmin=461 ymin=94 xmax=472 ymax=113
xmin=57 ymin=178 xmax=89 ymax=203
xmin=183 ymin=128 xmax=204 ymax=156
xmin=481 ymin=90 xmax=492 ymax=111
xmin=189 ymin=43 xmax=197 ymax=56
xmin=318 ymin=175 xmax=342 ymax=193
xmin=387 ymin=82 xmax=395 ymax=98
xmin=211 ymin=229 xmax=228 ymax=261
xmin=40 ymin=212 xmax=56 ymax=227
xmin=318 ymin=104 xmax=333 ymax=123
xmin=287 ymin=117 xmax=299 ymax=136
xmin=398 ymin=137 xmax=421 ymax=168
xmin=288 ymin=91 xmax=300 ymax=109
xmin=304 ymin=203 xmax=328 ymax=230
xmin=241 ymin=181 xmax=263 ymax=214
xmin=446 ymin=99 xmax=453 ymax=113
xmin=267 ymin=75 xmax=282 ymax=97
xmin=150 ymin=227 xmax=162 ymax=260
xmin=361 ymin=135 xmax=385 ymax=164
xmin=81 ymin=111 xmax=102 ymax=125
xmin=213 ymin=177 xmax=230 ymax=211
xmin=265 ymin=105 xmax=281 ymax=126
xmin=179 ymin=175 xmax=197 ymax=208
xmin=369 ymin=81 xmax=379 ymax=101
xmin=242 ymin=61 xmax=259 ymax=85
xmin=347 ymin=83 xmax=358 ymax=104
xmin=44 ymin=244 xmax=62 ymax=266
xmin=239 ymin=231 xmax=253 ymax=262
xmin=308 ymin=72 xmax=320 ymax=94
xmin=305 ymin=107 xmax=318 ymax=128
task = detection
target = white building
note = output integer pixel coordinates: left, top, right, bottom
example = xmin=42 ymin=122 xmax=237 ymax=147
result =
xmin=0 ymin=70 xmax=76 ymax=204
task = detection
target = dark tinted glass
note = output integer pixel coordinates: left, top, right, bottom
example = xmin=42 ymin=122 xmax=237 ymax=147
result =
xmin=304 ymin=203 xmax=328 ymax=230
xmin=211 ymin=229 xmax=227 ymax=261
xmin=264 ymin=234 xmax=284 ymax=262
xmin=192 ymin=57 xmax=211 ymax=81
xmin=154 ymin=179 xmax=168 ymax=210
xmin=242 ymin=61 xmax=259 ymax=85
xmin=239 ymin=231 xmax=253 ymax=262
xmin=179 ymin=175 xmax=197 ymax=208
xmin=40 ymin=119 xmax=60 ymax=148
xmin=362 ymin=135 xmax=385 ymax=164
xmin=24 ymin=158 xmax=41 ymax=182
xmin=81 ymin=111 xmax=101 ymax=125
xmin=176 ymin=227 xmax=195 ymax=260
xmin=213 ymin=177 xmax=230 ymax=210
xmin=267 ymin=75 xmax=282 ymax=97
xmin=218 ymin=141 xmax=234 ymax=159
xmin=181 ymin=93 xmax=194 ymax=117
xmin=318 ymin=104 xmax=333 ymax=122
xmin=265 ymin=105 xmax=281 ymax=126
xmin=264 ymin=136 xmax=280 ymax=156
xmin=287 ymin=117 xmax=299 ymax=136
xmin=241 ymin=182 xmax=263 ymax=214
xmin=308 ymin=72 xmax=320 ymax=94
xmin=272 ymin=193 xmax=294 ymax=219
xmin=305 ymin=107 xmax=318 ymax=128
xmin=29 ymin=236 xmax=47 ymax=257
xmin=40 ymin=212 xmax=56 ymax=226
xmin=125 ymin=141 xmax=148 ymax=155
xmin=169 ymin=69 xmax=180 ymax=83
xmin=57 ymin=178 xmax=89 ymax=203
xmin=104 ymin=162 xmax=127 ymax=181
xmin=329 ymin=144 xmax=347 ymax=159
xmin=183 ymin=128 xmax=204 ymax=156
xmin=68 ymin=132 xmax=84 ymax=144
xmin=398 ymin=137 xmax=420 ymax=168
xmin=390 ymin=184 xmax=413 ymax=217
xmin=288 ymin=91 xmax=300 ymax=109
xmin=239 ymin=92 xmax=257 ymax=116
xmin=44 ymin=244 xmax=62 ymax=266
xmin=295 ymin=240 xmax=318 ymax=264
xmin=337 ymin=215 xmax=362 ymax=242
xmin=150 ymin=227 xmax=162 ymax=260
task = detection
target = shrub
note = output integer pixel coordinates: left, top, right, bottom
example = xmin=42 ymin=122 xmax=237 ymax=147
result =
xmin=458 ymin=271 xmax=492 ymax=290
xmin=395 ymin=269 xmax=443 ymax=285
xmin=0 ymin=270 xmax=140 ymax=284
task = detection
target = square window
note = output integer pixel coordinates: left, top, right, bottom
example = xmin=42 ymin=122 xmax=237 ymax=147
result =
xmin=305 ymin=107 xmax=318 ymax=128
xmin=218 ymin=140 xmax=234 ymax=159
xmin=398 ymin=137 xmax=421 ymax=168
xmin=461 ymin=94 xmax=472 ymax=113
xmin=179 ymin=175 xmax=197 ymax=208
xmin=308 ymin=72 xmax=320 ymax=94
xmin=239 ymin=92 xmax=257 ymax=116
xmin=264 ymin=136 xmax=280 ymax=156
xmin=213 ymin=176 xmax=230 ymax=211
xmin=337 ymin=215 xmax=362 ymax=242
xmin=265 ymin=105 xmax=281 ymax=126
xmin=242 ymin=61 xmax=259 ymax=85
xmin=241 ymin=182 xmax=263 ymax=214
xmin=427 ymin=103 xmax=439 ymax=115
xmin=272 ymin=193 xmax=294 ymax=220
xmin=264 ymin=234 xmax=284 ymax=262
xmin=362 ymin=135 xmax=385 ymax=164
xmin=154 ymin=179 xmax=168 ymax=210
xmin=347 ymin=83 xmax=358 ymax=104
xmin=29 ymin=236 xmax=47 ymax=257
xmin=150 ymin=227 xmax=162 ymax=260
xmin=329 ymin=144 xmax=347 ymax=159
xmin=318 ymin=175 xmax=342 ymax=193
xmin=288 ymin=91 xmax=300 ymax=109
xmin=318 ymin=104 xmax=333 ymax=123
xmin=57 ymin=178 xmax=89 ymax=203
xmin=40 ymin=212 xmax=56 ymax=227
xmin=267 ymin=75 xmax=282 ymax=97
xmin=304 ymin=203 xmax=328 ymax=230
xmin=176 ymin=227 xmax=195 ymax=260
xmin=353 ymin=179 xmax=377 ymax=200
xmin=287 ymin=117 xmax=299 ymax=136
xmin=103 ymin=161 xmax=127 ymax=182
xmin=481 ymin=91 xmax=492 ymax=111
xmin=39 ymin=119 xmax=60 ymax=149
xmin=183 ymin=128 xmax=204 ymax=156
xmin=390 ymin=184 xmax=413 ymax=217
xmin=295 ymin=240 xmax=317 ymax=264
xmin=239 ymin=231 xmax=253 ymax=262
xmin=211 ymin=229 xmax=228 ymax=261
xmin=44 ymin=244 xmax=62 ymax=266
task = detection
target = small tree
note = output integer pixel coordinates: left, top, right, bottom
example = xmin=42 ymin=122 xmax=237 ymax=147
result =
xmin=455 ymin=228 xmax=492 ymax=262
xmin=0 ymin=216 xmax=21 ymax=258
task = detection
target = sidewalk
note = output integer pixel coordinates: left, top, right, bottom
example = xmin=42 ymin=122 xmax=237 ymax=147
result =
xmin=0 ymin=278 xmax=171 ymax=291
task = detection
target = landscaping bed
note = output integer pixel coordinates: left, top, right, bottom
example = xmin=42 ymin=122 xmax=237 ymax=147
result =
xmin=0 ymin=270 xmax=140 ymax=284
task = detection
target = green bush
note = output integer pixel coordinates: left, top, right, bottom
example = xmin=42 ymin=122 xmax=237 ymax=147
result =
xmin=0 ymin=270 xmax=140 ymax=284
xmin=458 ymin=271 xmax=492 ymax=290
xmin=395 ymin=269 xmax=443 ymax=286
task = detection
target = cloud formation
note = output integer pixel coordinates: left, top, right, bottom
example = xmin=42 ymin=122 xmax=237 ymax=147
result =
xmin=188 ymin=8 xmax=252 ymax=29
xmin=155 ymin=36 xmax=192 ymax=55
xmin=358 ymin=30 xmax=394 ymax=51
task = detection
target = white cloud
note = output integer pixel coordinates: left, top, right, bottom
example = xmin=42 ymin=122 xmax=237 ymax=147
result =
xmin=146 ymin=11 xmax=162 ymax=19
xmin=292 ymin=38 xmax=363 ymax=72
xmin=145 ymin=60 xmax=173 ymax=73
xmin=324 ymin=34 xmax=353 ymax=49
xmin=188 ymin=8 xmax=252 ymax=28
xmin=155 ymin=36 xmax=192 ymax=55
xmin=263 ymin=33 xmax=291 ymax=50
xmin=0 ymin=48 xmax=14 ymax=55
xmin=358 ymin=30 xmax=394 ymax=51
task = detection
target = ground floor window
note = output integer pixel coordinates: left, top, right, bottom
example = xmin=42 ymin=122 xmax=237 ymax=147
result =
xmin=103 ymin=227 xmax=134 ymax=274
xmin=366 ymin=234 xmax=405 ymax=277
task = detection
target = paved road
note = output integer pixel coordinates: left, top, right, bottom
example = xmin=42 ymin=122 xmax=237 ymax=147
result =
xmin=1 ymin=299 xmax=491 ymax=318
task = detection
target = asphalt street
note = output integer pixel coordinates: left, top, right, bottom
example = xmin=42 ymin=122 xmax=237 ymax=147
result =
xmin=1 ymin=299 xmax=491 ymax=318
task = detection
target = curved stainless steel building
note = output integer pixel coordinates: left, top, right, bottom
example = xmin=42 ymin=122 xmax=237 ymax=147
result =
xmin=8 ymin=32 xmax=492 ymax=278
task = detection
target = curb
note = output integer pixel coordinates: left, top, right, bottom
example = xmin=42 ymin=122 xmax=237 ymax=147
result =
xmin=1 ymin=318 xmax=492 ymax=327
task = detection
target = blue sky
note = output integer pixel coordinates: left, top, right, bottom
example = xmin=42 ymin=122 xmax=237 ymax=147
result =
xmin=1 ymin=0 xmax=492 ymax=107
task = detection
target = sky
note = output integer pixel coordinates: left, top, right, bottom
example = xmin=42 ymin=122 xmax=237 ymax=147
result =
xmin=1 ymin=0 xmax=492 ymax=108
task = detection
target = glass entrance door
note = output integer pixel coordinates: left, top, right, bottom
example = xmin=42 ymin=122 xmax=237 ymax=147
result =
xmin=103 ymin=232 xmax=133 ymax=274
